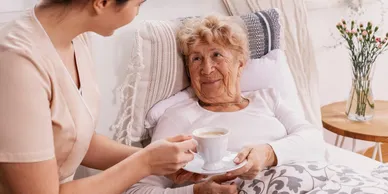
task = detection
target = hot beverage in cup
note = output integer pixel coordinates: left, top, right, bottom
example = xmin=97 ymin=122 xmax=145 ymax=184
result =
xmin=197 ymin=131 xmax=226 ymax=137
xmin=192 ymin=127 xmax=229 ymax=171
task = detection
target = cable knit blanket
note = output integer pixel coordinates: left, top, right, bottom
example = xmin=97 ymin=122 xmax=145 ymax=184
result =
xmin=239 ymin=161 xmax=388 ymax=194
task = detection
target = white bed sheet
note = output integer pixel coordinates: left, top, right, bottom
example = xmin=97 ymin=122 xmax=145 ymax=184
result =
xmin=325 ymin=143 xmax=382 ymax=174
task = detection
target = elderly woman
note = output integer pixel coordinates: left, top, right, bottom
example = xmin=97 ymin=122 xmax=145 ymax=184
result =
xmin=126 ymin=15 xmax=326 ymax=194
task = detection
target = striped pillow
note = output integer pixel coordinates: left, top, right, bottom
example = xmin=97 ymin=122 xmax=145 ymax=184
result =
xmin=241 ymin=9 xmax=281 ymax=58
xmin=112 ymin=9 xmax=282 ymax=146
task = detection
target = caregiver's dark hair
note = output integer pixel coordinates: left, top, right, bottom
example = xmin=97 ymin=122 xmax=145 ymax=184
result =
xmin=44 ymin=0 xmax=130 ymax=6
xmin=41 ymin=0 xmax=132 ymax=20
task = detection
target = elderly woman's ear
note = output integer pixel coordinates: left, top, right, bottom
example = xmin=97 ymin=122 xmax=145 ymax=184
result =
xmin=237 ymin=60 xmax=245 ymax=77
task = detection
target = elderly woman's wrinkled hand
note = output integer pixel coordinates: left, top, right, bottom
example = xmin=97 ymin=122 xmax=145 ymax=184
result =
xmin=193 ymin=174 xmax=238 ymax=194
xmin=226 ymin=144 xmax=277 ymax=180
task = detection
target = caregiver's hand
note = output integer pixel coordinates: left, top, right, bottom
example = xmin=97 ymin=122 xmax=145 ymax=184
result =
xmin=193 ymin=174 xmax=238 ymax=194
xmin=141 ymin=135 xmax=197 ymax=176
xmin=165 ymin=169 xmax=207 ymax=184
xmin=226 ymin=144 xmax=277 ymax=180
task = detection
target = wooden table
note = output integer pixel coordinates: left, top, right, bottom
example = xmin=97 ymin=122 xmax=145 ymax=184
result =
xmin=321 ymin=100 xmax=388 ymax=162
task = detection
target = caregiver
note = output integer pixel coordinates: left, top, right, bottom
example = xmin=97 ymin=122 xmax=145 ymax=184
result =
xmin=0 ymin=0 xmax=200 ymax=193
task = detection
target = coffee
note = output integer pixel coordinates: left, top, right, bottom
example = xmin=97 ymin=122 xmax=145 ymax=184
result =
xmin=198 ymin=131 xmax=226 ymax=137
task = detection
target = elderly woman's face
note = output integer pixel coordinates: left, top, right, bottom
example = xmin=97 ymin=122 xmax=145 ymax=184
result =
xmin=187 ymin=42 xmax=244 ymax=103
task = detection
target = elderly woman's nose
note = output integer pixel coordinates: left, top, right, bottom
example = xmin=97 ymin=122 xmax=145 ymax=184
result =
xmin=201 ymin=58 xmax=214 ymax=75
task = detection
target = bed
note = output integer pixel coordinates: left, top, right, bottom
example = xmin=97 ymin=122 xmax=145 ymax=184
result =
xmin=326 ymin=144 xmax=381 ymax=173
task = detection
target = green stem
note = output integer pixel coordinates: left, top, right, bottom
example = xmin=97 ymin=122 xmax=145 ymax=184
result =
xmin=347 ymin=86 xmax=356 ymax=115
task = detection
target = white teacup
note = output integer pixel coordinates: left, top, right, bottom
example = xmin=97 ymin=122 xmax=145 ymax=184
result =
xmin=192 ymin=127 xmax=230 ymax=171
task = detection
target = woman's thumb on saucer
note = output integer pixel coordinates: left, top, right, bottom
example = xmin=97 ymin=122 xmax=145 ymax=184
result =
xmin=234 ymin=147 xmax=250 ymax=163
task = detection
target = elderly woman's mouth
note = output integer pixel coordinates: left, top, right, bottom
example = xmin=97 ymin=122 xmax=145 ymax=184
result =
xmin=201 ymin=80 xmax=221 ymax=85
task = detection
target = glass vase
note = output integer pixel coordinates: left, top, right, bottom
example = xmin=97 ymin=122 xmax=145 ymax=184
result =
xmin=345 ymin=78 xmax=375 ymax=121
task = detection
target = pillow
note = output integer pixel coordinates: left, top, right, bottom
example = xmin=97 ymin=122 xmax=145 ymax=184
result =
xmin=112 ymin=9 xmax=282 ymax=145
xmin=145 ymin=49 xmax=304 ymax=131
xmin=240 ymin=49 xmax=304 ymax=116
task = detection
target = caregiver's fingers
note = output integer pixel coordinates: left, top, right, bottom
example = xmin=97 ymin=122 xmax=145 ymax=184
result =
xmin=216 ymin=183 xmax=238 ymax=194
xmin=211 ymin=174 xmax=238 ymax=184
xmin=234 ymin=147 xmax=251 ymax=164
xmin=167 ymin=135 xmax=192 ymax=143
xmin=175 ymin=171 xmax=194 ymax=184
xmin=192 ymin=173 xmax=208 ymax=182
xmin=177 ymin=152 xmax=195 ymax=164
xmin=175 ymin=139 xmax=198 ymax=152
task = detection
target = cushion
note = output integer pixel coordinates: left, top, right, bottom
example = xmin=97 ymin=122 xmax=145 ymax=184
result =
xmin=112 ymin=9 xmax=282 ymax=145
xmin=145 ymin=49 xmax=304 ymax=132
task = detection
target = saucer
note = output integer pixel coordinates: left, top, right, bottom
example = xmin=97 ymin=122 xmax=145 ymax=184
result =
xmin=183 ymin=151 xmax=247 ymax=175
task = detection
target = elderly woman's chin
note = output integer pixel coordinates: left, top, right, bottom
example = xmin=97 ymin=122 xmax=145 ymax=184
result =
xmin=199 ymin=85 xmax=225 ymax=99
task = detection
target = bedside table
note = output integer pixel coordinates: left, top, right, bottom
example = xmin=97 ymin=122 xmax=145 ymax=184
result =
xmin=321 ymin=100 xmax=388 ymax=162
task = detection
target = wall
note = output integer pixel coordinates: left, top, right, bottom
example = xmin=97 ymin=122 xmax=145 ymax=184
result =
xmin=2 ymin=0 xmax=388 ymax=174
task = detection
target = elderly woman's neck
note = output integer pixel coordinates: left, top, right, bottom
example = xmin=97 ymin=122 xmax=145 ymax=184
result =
xmin=198 ymin=94 xmax=249 ymax=112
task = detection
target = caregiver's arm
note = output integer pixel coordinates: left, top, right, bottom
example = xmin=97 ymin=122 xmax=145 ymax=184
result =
xmin=1 ymin=152 xmax=148 ymax=194
xmin=1 ymin=136 xmax=196 ymax=194
xmin=268 ymin=90 xmax=326 ymax=165
xmin=82 ymin=133 xmax=141 ymax=170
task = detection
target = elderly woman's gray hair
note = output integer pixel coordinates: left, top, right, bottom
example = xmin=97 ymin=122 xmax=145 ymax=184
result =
xmin=177 ymin=15 xmax=249 ymax=65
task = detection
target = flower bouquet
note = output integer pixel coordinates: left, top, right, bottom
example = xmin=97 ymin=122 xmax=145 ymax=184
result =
xmin=336 ymin=20 xmax=388 ymax=121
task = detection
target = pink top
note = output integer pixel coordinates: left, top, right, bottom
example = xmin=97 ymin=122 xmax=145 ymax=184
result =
xmin=0 ymin=9 xmax=100 ymax=185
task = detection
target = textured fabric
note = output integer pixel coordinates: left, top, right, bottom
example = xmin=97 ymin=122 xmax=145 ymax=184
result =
xmin=112 ymin=9 xmax=282 ymax=145
xmin=126 ymin=89 xmax=326 ymax=193
xmin=240 ymin=162 xmax=388 ymax=194
xmin=241 ymin=10 xmax=281 ymax=58
xmin=239 ymin=161 xmax=335 ymax=194
xmin=0 ymin=9 xmax=99 ymax=184
xmin=222 ymin=0 xmax=322 ymax=127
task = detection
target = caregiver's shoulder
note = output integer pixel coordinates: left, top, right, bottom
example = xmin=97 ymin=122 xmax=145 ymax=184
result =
xmin=0 ymin=17 xmax=35 ymax=56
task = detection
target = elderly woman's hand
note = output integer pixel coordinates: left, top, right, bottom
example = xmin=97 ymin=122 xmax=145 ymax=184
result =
xmin=165 ymin=169 xmax=207 ymax=184
xmin=226 ymin=144 xmax=277 ymax=180
xmin=193 ymin=174 xmax=238 ymax=194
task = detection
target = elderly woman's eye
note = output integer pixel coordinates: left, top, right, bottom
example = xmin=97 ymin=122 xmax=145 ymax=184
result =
xmin=213 ymin=52 xmax=222 ymax=57
xmin=192 ymin=57 xmax=201 ymax=61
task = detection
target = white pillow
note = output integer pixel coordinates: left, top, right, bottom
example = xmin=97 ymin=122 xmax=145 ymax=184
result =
xmin=240 ymin=49 xmax=304 ymax=116
xmin=145 ymin=49 xmax=304 ymax=129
